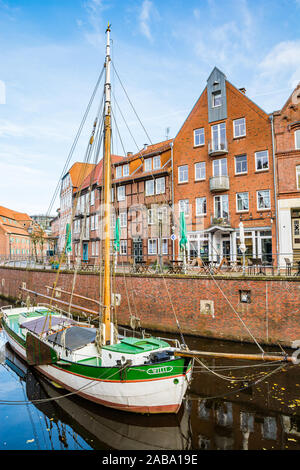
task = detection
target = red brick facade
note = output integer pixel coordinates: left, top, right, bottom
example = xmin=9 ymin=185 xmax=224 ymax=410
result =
xmin=173 ymin=69 xmax=275 ymax=265
xmin=273 ymin=83 xmax=300 ymax=265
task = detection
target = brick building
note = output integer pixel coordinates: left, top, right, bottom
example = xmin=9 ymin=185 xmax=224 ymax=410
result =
xmin=71 ymin=140 xmax=173 ymax=265
xmin=0 ymin=206 xmax=32 ymax=259
xmin=172 ymin=67 xmax=276 ymax=264
xmin=272 ymin=82 xmax=300 ymax=266
xmin=59 ymin=162 xmax=96 ymax=254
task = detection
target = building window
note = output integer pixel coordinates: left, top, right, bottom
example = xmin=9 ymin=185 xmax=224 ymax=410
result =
xmin=233 ymin=118 xmax=246 ymax=138
xmin=144 ymin=158 xmax=152 ymax=172
xmin=235 ymin=154 xmax=247 ymax=174
xmin=148 ymin=208 xmax=155 ymax=225
xmin=119 ymin=211 xmax=127 ymax=227
xmin=90 ymin=190 xmax=95 ymax=206
xmin=153 ymin=156 xmax=161 ymax=169
xmin=296 ymin=165 xmax=300 ymax=190
xmin=236 ymin=192 xmax=249 ymax=212
xmin=257 ymin=190 xmax=271 ymax=210
xmin=211 ymin=122 xmax=226 ymax=151
xmin=116 ymin=166 xmax=122 ymax=179
xmin=120 ymin=240 xmax=127 ymax=255
xmin=179 ymin=199 xmax=189 ymax=216
xmin=295 ymin=130 xmax=300 ymax=150
xmin=194 ymin=128 xmax=205 ymax=146
xmin=214 ymin=195 xmax=229 ymax=219
xmin=196 ymin=197 xmax=207 ymax=216
xmin=123 ymin=164 xmax=129 ymax=177
xmin=145 ymin=179 xmax=154 ymax=196
xmin=255 ymin=150 xmax=269 ymax=171
xmin=213 ymin=158 xmax=227 ymax=176
xmin=195 ymin=162 xmax=206 ymax=180
xmin=162 ymin=238 xmax=168 ymax=255
xmin=178 ymin=165 xmax=188 ymax=183
xmin=117 ymin=185 xmax=125 ymax=201
xmin=148 ymin=238 xmax=157 ymax=255
xmin=212 ymin=90 xmax=222 ymax=107
xmin=155 ymin=177 xmax=165 ymax=194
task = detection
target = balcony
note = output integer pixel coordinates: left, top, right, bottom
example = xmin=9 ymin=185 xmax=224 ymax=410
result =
xmin=209 ymin=175 xmax=230 ymax=192
xmin=208 ymin=140 xmax=228 ymax=156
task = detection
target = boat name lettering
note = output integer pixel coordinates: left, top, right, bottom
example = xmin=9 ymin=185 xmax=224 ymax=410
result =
xmin=147 ymin=366 xmax=173 ymax=375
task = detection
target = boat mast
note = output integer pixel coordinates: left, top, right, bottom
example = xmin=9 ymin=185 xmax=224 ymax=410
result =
xmin=103 ymin=22 xmax=112 ymax=344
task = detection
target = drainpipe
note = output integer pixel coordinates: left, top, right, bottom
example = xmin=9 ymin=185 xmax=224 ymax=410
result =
xmin=171 ymin=140 xmax=175 ymax=261
xmin=270 ymin=114 xmax=280 ymax=273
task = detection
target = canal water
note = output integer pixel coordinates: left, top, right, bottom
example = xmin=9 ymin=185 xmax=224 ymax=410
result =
xmin=1 ymin=299 xmax=300 ymax=451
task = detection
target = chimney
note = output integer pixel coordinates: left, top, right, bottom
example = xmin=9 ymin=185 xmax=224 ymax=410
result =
xmin=143 ymin=143 xmax=148 ymax=150
xmin=127 ymin=152 xmax=133 ymax=157
xmin=239 ymin=87 xmax=246 ymax=94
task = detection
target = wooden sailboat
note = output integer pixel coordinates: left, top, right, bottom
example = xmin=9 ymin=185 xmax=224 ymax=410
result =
xmin=0 ymin=24 xmax=193 ymax=414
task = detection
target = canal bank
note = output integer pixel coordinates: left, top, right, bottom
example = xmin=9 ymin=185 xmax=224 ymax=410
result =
xmin=0 ymin=266 xmax=299 ymax=346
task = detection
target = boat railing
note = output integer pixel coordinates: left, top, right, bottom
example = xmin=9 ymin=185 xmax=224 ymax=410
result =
xmin=118 ymin=325 xmax=181 ymax=348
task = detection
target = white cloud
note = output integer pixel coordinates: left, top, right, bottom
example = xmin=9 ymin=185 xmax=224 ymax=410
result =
xmin=139 ymin=0 xmax=159 ymax=42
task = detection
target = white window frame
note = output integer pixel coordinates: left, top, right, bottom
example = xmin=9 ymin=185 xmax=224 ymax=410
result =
xmin=257 ymin=190 xmax=271 ymax=210
xmin=117 ymin=185 xmax=125 ymax=201
xmin=195 ymin=162 xmax=206 ymax=181
xmin=295 ymin=130 xmax=300 ymax=150
xmin=296 ymin=165 xmax=300 ymax=190
xmin=144 ymin=158 xmax=152 ymax=172
xmin=233 ymin=118 xmax=246 ymax=138
xmin=179 ymin=199 xmax=189 ymax=217
xmin=255 ymin=150 xmax=269 ymax=172
xmin=120 ymin=240 xmax=127 ymax=255
xmin=145 ymin=179 xmax=154 ymax=196
xmin=236 ymin=192 xmax=249 ymax=213
xmin=196 ymin=197 xmax=207 ymax=216
xmin=213 ymin=158 xmax=227 ymax=176
xmin=148 ymin=238 xmax=157 ymax=255
xmin=148 ymin=208 xmax=155 ymax=225
xmin=214 ymin=195 xmax=229 ymax=219
xmin=123 ymin=164 xmax=129 ymax=177
xmin=153 ymin=156 xmax=161 ymax=169
xmin=90 ymin=190 xmax=95 ymax=206
xmin=235 ymin=154 xmax=247 ymax=175
xmin=155 ymin=177 xmax=165 ymax=194
xmin=119 ymin=211 xmax=127 ymax=228
xmin=194 ymin=128 xmax=205 ymax=147
xmin=178 ymin=165 xmax=188 ymax=183
xmin=212 ymin=90 xmax=222 ymax=107
xmin=116 ymin=166 xmax=122 ymax=179
xmin=211 ymin=122 xmax=226 ymax=151
xmin=162 ymin=238 xmax=168 ymax=255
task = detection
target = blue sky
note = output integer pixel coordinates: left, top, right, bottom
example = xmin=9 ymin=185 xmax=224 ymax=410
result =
xmin=0 ymin=0 xmax=300 ymax=214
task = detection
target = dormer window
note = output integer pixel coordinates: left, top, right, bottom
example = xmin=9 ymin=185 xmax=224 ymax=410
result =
xmin=144 ymin=156 xmax=161 ymax=172
xmin=212 ymin=90 xmax=222 ymax=108
xmin=153 ymin=156 xmax=161 ymax=169
xmin=116 ymin=164 xmax=129 ymax=178
xmin=116 ymin=166 xmax=122 ymax=179
xmin=123 ymin=164 xmax=129 ymax=176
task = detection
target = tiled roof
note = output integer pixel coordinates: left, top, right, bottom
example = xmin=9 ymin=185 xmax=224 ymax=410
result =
xmin=79 ymin=155 xmax=125 ymax=191
xmin=68 ymin=162 xmax=97 ymax=189
xmin=115 ymin=139 xmax=173 ymax=165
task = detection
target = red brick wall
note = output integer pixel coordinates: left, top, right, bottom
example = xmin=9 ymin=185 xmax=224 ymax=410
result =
xmin=1 ymin=267 xmax=299 ymax=347
xmin=173 ymin=81 xmax=276 ymax=256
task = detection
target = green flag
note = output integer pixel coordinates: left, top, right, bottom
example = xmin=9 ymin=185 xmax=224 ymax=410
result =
xmin=113 ymin=217 xmax=120 ymax=252
xmin=179 ymin=211 xmax=187 ymax=250
xmin=65 ymin=223 xmax=72 ymax=253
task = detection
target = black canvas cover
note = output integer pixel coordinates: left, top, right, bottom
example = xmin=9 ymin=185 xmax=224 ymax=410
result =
xmin=47 ymin=326 xmax=97 ymax=351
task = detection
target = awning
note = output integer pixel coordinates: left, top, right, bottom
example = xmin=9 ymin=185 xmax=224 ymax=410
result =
xmin=47 ymin=326 xmax=97 ymax=351
xmin=20 ymin=316 xmax=75 ymax=335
